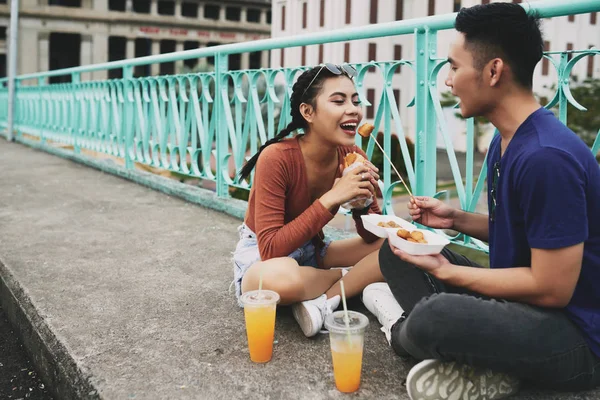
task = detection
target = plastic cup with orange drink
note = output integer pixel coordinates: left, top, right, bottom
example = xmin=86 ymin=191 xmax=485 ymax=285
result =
xmin=324 ymin=310 xmax=369 ymax=393
xmin=240 ymin=289 xmax=280 ymax=363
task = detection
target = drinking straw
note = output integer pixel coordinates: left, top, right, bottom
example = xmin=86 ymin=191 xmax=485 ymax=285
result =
xmin=339 ymin=280 xmax=353 ymax=346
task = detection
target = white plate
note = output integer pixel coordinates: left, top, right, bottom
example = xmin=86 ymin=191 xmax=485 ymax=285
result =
xmin=361 ymin=214 xmax=417 ymax=238
xmin=386 ymin=227 xmax=450 ymax=256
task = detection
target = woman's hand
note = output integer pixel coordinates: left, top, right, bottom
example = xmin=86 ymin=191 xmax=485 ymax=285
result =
xmin=319 ymin=165 xmax=374 ymax=211
xmin=408 ymin=196 xmax=456 ymax=229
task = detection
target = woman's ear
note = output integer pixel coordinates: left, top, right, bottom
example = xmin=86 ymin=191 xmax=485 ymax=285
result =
xmin=300 ymin=103 xmax=314 ymax=123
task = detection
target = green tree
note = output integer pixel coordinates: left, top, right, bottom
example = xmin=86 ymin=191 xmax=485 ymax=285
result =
xmin=565 ymin=78 xmax=600 ymax=150
xmin=361 ymin=131 xmax=414 ymax=182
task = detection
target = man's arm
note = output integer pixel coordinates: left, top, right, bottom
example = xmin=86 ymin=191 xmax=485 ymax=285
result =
xmin=451 ymin=209 xmax=490 ymax=242
xmin=433 ymin=243 xmax=583 ymax=307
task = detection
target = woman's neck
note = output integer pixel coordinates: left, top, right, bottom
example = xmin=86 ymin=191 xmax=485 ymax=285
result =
xmin=298 ymin=133 xmax=338 ymax=165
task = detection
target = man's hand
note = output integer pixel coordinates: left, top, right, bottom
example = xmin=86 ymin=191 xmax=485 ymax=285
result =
xmin=408 ymin=196 xmax=456 ymax=229
xmin=390 ymin=242 xmax=452 ymax=275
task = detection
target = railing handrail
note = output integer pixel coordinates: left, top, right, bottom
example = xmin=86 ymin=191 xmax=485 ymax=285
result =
xmin=1 ymin=0 xmax=598 ymax=83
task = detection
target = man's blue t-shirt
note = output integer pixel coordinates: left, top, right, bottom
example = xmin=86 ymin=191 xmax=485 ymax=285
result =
xmin=487 ymin=107 xmax=600 ymax=357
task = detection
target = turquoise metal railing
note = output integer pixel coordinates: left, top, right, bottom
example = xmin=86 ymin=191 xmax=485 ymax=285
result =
xmin=0 ymin=0 xmax=599 ymax=251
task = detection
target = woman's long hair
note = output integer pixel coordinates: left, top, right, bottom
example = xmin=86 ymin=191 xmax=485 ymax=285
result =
xmin=238 ymin=66 xmax=339 ymax=181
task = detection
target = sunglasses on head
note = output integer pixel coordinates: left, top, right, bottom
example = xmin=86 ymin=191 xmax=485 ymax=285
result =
xmin=301 ymin=63 xmax=357 ymax=99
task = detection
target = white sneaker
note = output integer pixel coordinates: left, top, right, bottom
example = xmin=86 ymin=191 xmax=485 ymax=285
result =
xmin=406 ymin=359 xmax=520 ymax=400
xmin=362 ymin=282 xmax=404 ymax=344
xmin=292 ymin=294 xmax=340 ymax=337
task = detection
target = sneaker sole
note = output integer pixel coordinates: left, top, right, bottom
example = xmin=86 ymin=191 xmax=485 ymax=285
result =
xmin=406 ymin=359 xmax=519 ymax=400
xmin=292 ymin=302 xmax=321 ymax=337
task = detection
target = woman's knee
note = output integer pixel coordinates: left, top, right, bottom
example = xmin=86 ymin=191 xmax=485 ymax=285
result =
xmin=242 ymin=258 xmax=305 ymax=302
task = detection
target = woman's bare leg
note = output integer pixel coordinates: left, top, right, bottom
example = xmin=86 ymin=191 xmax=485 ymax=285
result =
xmin=322 ymin=237 xmax=385 ymax=299
xmin=241 ymin=257 xmax=342 ymax=305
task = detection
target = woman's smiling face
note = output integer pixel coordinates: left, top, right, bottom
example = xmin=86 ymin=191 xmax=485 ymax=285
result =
xmin=303 ymin=75 xmax=363 ymax=147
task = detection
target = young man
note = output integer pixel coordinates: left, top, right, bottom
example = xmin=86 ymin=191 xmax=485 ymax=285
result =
xmin=362 ymin=3 xmax=600 ymax=400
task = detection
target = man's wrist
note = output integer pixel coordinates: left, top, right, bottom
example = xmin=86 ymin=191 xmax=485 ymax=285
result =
xmin=351 ymin=205 xmax=371 ymax=216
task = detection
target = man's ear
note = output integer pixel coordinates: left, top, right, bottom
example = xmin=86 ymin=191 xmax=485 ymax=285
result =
xmin=300 ymin=103 xmax=314 ymax=123
xmin=488 ymin=58 xmax=504 ymax=87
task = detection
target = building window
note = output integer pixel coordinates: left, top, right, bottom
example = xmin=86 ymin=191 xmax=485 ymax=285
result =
xmin=108 ymin=36 xmax=126 ymax=79
xmin=158 ymin=1 xmax=175 ymax=15
xmin=320 ymin=0 xmax=325 ymax=27
xmin=301 ymin=46 xmax=306 ymax=65
xmin=108 ymin=0 xmax=125 ymax=11
xmin=226 ymin=7 xmax=241 ymax=21
xmin=280 ymin=48 xmax=285 ymax=67
xmin=588 ymin=45 xmax=595 ymax=78
xmin=0 ymin=54 xmax=6 ymax=79
xmin=567 ymin=43 xmax=573 ymax=61
xmin=134 ymin=38 xmax=151 ymax=77
xmin=368 ymin=43 xmax=376 ymax=72
xmin=267 ymin=11 xmax=272 ymax=24
xmin=204 ymin=5 xmax=220 ymax=20
xmin=183 ymin=41 xmax=199 ymax=69
xmin=132 ymin=0 xmax=150 ymax=13
xmin=393 ymin=89 xmax=401 ymax=108
xmin=428 ymin=0 xmax=435 ymax=16
xmin=542 ymin=41 xmax=550 ymax=76
xmin=396 ymin=0 xmax=403 ymax=20
xmin=281 ymin=5 xmax=286 ymax=30
xmin=0 ymin=26 xmax=6 ymax=40
xmin=344 ymin=43 xmax=350 ymax=63
xmin=370 ymin=0 xmax=377 ymax=24
xmin=319 ymin=44 xmax=324 ymax=64
xmin=367 ymin=89 xmax=375 ymax=119
xmin=568 ymin=14 xmax=575 ymax=22
xmin=394 ymin=45 xmax=402 ymax=73
xmin=302 ymin=3 xmax=307 ymax=29
xmin=49 ymin=0 xmax=81 ymax=7
xmin=49 ymin=32 xmax=81 ymax=83
xmin=181 ymin=2 xmax=197 ymax=18
xmin=591 ymin=12 xmax=597 ymax=25
xmin=453 ymin=0 xmax=461 ymax=12
xmin=160 ymin=40 xmax=176 ymax=75
xmin=247 ymin=9 xmax=261 ymax=23
xmin=250 ymin=51 xmax=262 ymax=69
xmin=345 ymin=0 xmax=351 ymax=24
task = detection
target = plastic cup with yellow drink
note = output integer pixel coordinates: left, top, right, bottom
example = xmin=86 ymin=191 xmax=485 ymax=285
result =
xmin=324 ymin=310 xmax=369 ymax=393
xmin=240 ymin=289 xmax=280 ymax=363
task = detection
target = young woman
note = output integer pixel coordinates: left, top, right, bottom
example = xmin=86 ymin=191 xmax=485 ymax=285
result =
xmin=233 ymin=64 xmax=385 ymax=337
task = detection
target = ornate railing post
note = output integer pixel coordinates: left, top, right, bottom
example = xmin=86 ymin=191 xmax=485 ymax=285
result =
xmin=414 ymin=27 xmax=438 ymax=197
xmin=215 ymin=53 xmax=230 ymax=198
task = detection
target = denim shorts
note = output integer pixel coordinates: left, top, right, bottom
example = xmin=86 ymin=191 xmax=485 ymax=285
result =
xmin=231 ymin=224 xmax=331 ymax=306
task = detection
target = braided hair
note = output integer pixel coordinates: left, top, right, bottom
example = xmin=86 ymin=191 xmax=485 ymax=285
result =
xmin=238 ymin=66 xmax=341 ymax=181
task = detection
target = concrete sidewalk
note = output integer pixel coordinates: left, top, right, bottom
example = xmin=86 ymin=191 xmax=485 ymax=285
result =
xmin=0 ymin=138 xmax=598 ymax=400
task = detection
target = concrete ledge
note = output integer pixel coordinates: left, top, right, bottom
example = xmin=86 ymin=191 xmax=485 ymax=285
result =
xmin=0 ymin=257 xmax=99 ymax=400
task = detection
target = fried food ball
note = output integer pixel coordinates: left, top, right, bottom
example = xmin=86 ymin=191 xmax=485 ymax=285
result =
xmin=396 ymin=229 xmax=411 ymax=239
xmin=358 ymin=123 xmax=375 ymax=138
xmin=410 ymin=231 xmax=424 ymax=241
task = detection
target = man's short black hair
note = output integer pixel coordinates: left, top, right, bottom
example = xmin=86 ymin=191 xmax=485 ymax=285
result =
xmin=455 ymin=3 xmax=544 ymax=89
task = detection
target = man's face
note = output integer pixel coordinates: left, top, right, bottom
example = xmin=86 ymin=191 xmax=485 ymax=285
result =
xmin=445 ymin=34 xmax=494 ymax=119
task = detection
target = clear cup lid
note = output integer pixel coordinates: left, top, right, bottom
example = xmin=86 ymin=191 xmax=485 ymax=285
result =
xmin=324 ymin=310 xmax=369 ymax=334
xmin=240 ymin=290 xmax=280 ymax=306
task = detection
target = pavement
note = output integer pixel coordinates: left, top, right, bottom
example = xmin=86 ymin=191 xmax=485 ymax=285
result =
xmin=0 ymin=137 xmax=599 ymax=400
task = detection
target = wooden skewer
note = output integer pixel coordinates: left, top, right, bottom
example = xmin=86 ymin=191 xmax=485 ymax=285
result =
xmin=358 ymin=124 xmax=413 ymax=198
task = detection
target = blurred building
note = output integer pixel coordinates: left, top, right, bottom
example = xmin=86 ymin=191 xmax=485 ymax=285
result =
xmin=0 ymin=0 xmax=272 ymax=82
xmin=271 ymin=0 xmax=600 ymax=152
